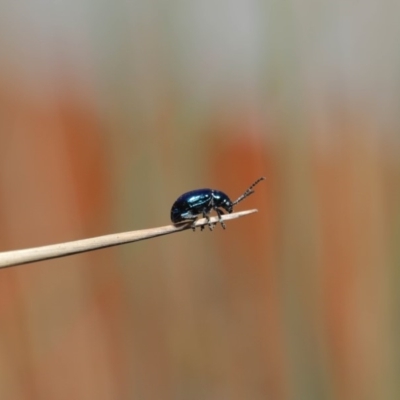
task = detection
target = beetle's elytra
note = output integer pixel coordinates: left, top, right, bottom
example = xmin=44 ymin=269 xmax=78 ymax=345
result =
xmin=170 ymin=176 xmax=265 ymax=231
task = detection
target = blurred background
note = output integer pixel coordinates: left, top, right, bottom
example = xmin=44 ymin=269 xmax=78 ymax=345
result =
xmin=0 ymin=0 xmax=399 ymax=399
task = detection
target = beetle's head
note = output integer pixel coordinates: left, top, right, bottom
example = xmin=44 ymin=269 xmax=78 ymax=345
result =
xmin=212 ymin=190 xmax=233 ymax=213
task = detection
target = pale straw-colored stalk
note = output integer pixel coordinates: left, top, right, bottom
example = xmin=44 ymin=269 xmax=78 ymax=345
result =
xmin=0 ymin=209 xmax=257 ymax=269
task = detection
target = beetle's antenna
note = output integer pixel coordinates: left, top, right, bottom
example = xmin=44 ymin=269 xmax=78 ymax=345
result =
xmin=232 ymin=176 xmax=265 ymax=206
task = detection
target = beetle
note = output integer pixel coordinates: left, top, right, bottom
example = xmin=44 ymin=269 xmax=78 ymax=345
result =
xmin=170 ymin=176 xmax=265 ymax=231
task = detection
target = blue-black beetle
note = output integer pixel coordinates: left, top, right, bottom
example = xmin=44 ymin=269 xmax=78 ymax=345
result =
xmin=170 ymin=176 xmax=265 ymax=231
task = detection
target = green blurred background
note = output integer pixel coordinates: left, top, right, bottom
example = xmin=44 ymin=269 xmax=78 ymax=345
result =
xmin=0 ymin=1 xmax=399 ymax=399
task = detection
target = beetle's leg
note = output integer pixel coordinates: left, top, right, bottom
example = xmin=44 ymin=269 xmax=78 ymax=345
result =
xmin=215 ymin=208 xmax=226 ymax=229
xmin=190 ymin=218 xmax=198 ymax=232
xmin=202 ymin=210 xmax=214 ymax=231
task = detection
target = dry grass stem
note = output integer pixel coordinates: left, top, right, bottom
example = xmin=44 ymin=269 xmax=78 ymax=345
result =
xmin=0 ymin=209 xmax=258 ymax=269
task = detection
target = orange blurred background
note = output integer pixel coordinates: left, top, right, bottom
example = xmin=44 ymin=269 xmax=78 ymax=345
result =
xmin=0 ymin=1 xmax=399 ymax=399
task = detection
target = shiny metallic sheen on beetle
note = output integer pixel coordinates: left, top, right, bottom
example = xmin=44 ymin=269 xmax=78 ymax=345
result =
xmin=170 ymin=177 xmax=265 ymax=231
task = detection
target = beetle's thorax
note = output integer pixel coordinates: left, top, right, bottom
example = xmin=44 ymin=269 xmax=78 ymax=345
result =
xmin=211 ymin=190 xmax=233 ymax=213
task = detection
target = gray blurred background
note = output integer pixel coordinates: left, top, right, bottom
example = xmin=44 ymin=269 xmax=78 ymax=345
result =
xmin=0 ymin=0 xmax=399 ymax=399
